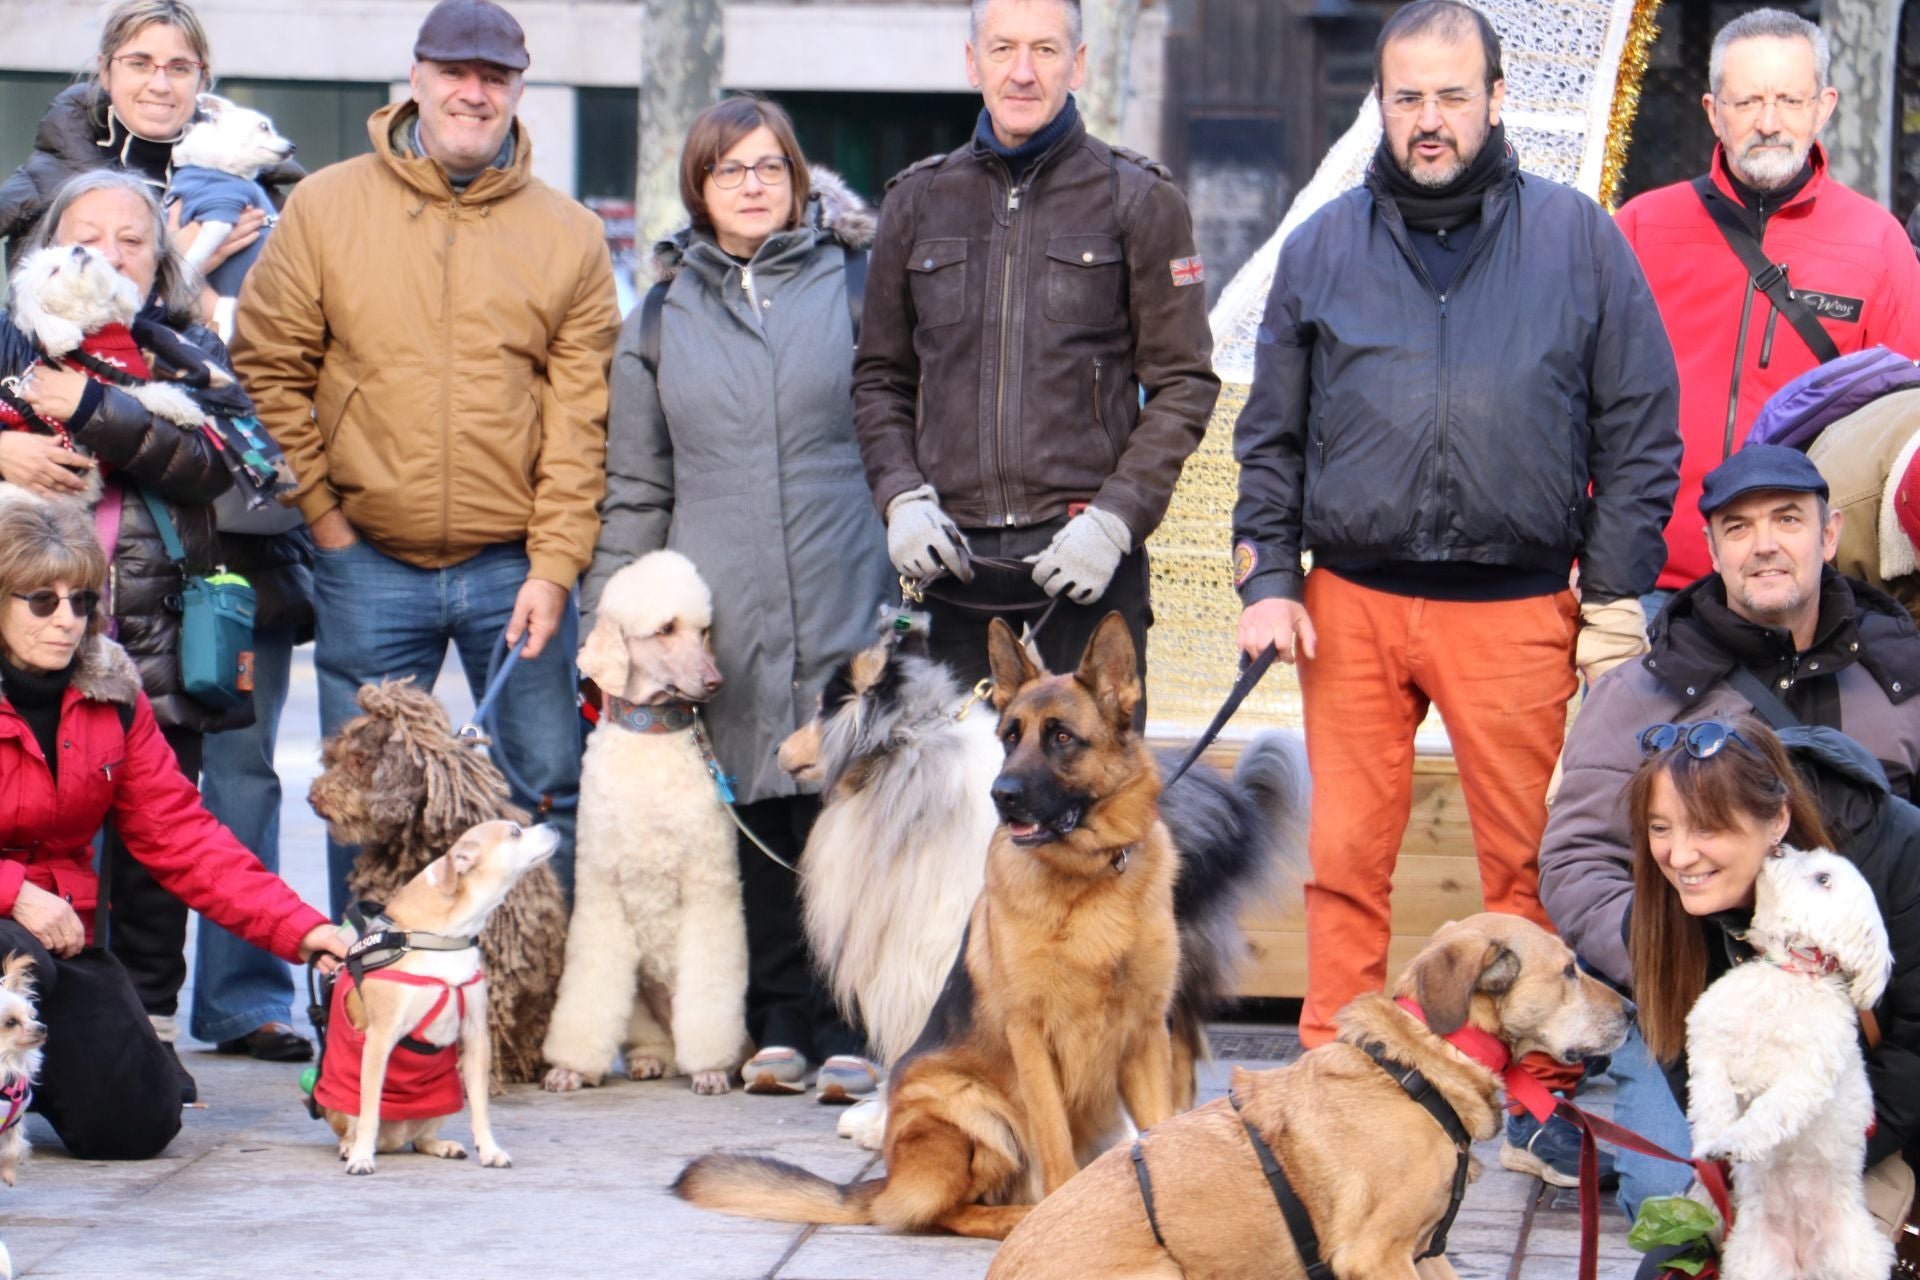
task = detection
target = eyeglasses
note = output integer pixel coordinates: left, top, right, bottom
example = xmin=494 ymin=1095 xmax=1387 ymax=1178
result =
xmin=1380 ymin=88 xmax=1486 ymax=117
xmin=1638 ymin=720 xmax=1752 ymax=760
xmin=1716 ymin=94 xmax=1818 ymax=120
xmin=12 ymin=590 xmax=100 ymax=619
xmin=706 ymin=157 xmax=791 ymax=189
xmin=108 ymin=54 xmax=206 ymax=82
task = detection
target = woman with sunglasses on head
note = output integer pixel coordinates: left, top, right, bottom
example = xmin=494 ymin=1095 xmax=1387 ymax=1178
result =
xmin=0 ymin=493 xmax=343 ymax=1162
xmin=0 ymin=168 xmax=272 ymax=1104
xmin=581 ymin=95 xmax=891 ymax=1102
xmin=1626 ymin=713 xmax=1920 ymax=1276
xmin=0 ymin=0 xmax=295 ymax=271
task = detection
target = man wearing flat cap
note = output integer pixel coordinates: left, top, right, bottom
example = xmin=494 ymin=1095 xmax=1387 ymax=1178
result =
xmin=233 ymin=0 xmax=619 ymax=909
xmin=1540 ymin=442 xmax=1920 ymax=1219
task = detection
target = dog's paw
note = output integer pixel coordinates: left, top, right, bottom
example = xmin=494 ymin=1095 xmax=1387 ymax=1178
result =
xmin=416 ymin=1137 xmax=467 ymax=1160
xmin=542 ymin=1067 xmax=587 ymax=1093
xmin=626 ymin=1052 xmax=666 ymax=1081
xmin=691 ymin=1070 xmax=732 ymax=1096
xmin=838 ymin=1098 xmax=886 ymax=1150
xmin=345 ymin=1155 xmax=377 ymax=1175
xmin=477 ymin=1144 xmax=512 ymax=1169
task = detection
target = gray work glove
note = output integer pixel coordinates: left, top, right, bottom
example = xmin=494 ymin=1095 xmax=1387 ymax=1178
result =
xmin=1027 ymin=506 xmax=1130 ymax=604
xmin=885 ymin=485 xmax=973 ymax=583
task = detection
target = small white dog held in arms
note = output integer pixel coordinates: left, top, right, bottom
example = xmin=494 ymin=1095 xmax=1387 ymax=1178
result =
xmin=541 ymin=551 xmax=749 ymax=1096
xmin=0 ymin=954 xmax=46 ymax=1189
xmin=1686 ymin=845 xmax=1896 ymax=1280
xmin=168 ymin=94 xmax=294 ymax=338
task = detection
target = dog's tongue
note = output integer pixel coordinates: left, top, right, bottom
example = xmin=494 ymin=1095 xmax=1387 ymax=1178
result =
xmin=1007 ymin=821 xmax=1042 ymax=840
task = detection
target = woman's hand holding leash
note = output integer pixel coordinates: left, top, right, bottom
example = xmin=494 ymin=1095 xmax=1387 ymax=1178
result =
xmin=0 ymin=431 xmax=93 ymax=499
xmin=1238 ymin=598 xmax=1316 ymax=664
xmin=298 ymin=923 xmax=351 ymax=975
xmin=10 ymin=882 xmax=85 ymax=957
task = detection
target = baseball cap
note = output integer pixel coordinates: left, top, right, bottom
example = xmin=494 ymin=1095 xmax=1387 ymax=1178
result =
xmin=414 ymin=0 xmax=530 ymax=72
xmin=1698 ymin=444 xmax=1830 ymax=517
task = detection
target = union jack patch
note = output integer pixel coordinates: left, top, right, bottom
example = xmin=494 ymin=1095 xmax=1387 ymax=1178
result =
xmin=1169 ymin=255 xmax=1205 ymax=287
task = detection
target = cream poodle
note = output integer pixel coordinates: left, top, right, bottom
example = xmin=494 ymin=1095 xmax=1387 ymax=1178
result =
xmin=1686 ymin=844 xmax=1896 ymax=1280
xmin=540 ymin=551 xmax=749 ymax=1096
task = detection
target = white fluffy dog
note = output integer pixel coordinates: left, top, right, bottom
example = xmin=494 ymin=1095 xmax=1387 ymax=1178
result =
xmin=541 ymin=551 xmax=749 ymax=1096
xmin=1687 ymin=845 xmax=1896 ymax=1280
xmin=0 ymin=954 xmax=45 ymax=1189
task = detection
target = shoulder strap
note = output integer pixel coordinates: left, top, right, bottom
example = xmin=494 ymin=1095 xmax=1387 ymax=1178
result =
xmin=131 ymin=483 xmax=188 ymax=566
xmin=1691 ymin=176 xmax=1841 ymax=364
xmin=1727 ymin=663 xmax=1802 ymax=729
xmin=841 ymin=244 xmax=867 ymax=346
xmin=636 ymin=279 xmax=668 ymax=381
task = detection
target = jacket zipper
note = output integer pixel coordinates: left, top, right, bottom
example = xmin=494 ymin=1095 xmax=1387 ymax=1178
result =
xmin=991 ymin=172 xmax=1023 ymax=526
xmin=1723 ymin=287 xmax=1756 ymax=459
xmin=1091 ymin=359 xmax=1117 ymax=466
xmin=441 ymin=196 xmax=458 ymax=556
xmin=1435 ymin=293 xmax=1450 ymax=545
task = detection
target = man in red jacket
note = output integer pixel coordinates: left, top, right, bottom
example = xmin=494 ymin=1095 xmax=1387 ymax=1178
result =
xmin=1617 ymin=8 xmax=1920 ymax=596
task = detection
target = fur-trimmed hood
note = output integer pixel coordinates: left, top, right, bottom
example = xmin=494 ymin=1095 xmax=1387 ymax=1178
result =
xmin=647 ymin=166 xmax=874 ymax=284
xmin=0 ymin=634 xmax=142 ymax=708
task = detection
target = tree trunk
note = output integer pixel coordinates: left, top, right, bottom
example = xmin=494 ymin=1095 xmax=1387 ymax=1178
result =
xmin=1822 ymin=0 xmax=1900 ymax=205
xmin=637 ymin=0 xmax=724 ymax=246
xmin=1078 ymin=0 xmax=1143 ymax=142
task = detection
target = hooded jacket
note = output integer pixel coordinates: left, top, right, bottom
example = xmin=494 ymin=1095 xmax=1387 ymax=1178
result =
xmin=1807 ymin=387 xmax=1920 ymax=627
xmin=1539 ymin=567 xmax=1920 ymax=987
xmin=583 ymin=175 xmax=892 ymax=804
xmin=231 ymin=102 xmax=620 ymax=587
xmin=1617 ymin=146 xmax=1920 ymax=591
xmin=852 ymin=110 xmax=1218 ymax=546
xmin=1232 ymin=146 xmax=1681 ymax=605
xmin=0 ymin=84 xmax=304 ymax=263
xmin=0 ymin=633 xmax=327 ymax=958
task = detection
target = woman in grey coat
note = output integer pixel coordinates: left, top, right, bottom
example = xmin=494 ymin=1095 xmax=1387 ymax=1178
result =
xmin=583 ymin=96 xmax=892 ymax=1102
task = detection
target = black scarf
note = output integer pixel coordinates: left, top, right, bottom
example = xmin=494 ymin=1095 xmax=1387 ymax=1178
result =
xmin=0 ymin=650 xmax=75 ymax=781
xmin=1371 ymin=121 xmax=1512 ymax=231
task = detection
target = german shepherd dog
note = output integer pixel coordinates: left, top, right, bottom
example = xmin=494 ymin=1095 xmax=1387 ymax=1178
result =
xmin=779 ymin=611 xmax=1306 ymax=1142
xmin=677 ymin=614 xmax=1287 ymax=1238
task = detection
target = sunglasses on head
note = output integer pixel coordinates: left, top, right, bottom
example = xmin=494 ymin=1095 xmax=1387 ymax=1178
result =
xmin=1638 ymin=720 xmax=1751 ymax=760
xmin=12 ymin=589 xmax=100 ymax=619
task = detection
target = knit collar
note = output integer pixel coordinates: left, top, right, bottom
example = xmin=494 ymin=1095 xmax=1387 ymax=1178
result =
xmin=0 ymin=649 xmax=76 ymax=711
xmin=1369 ymin=122 xmax=1514 ymax=232
xmin=972 ymin=94 xmax=1080 ymax=179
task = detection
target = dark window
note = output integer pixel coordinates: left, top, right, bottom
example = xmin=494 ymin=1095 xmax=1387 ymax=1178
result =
xmin=771 ymin=90 xmax=981 ymax=205
xmin=0 ymin=72 xmax=82 ymax=178
xmin=218 ymin=79 xmax=388 ymax=174
xmin=578 ymin=86 xmax=639 ymax=203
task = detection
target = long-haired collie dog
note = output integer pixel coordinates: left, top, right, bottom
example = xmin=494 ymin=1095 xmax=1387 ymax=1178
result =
xmin=0 ymin=954 xmax=46 ymax=1188
xmin=778 ymin=614 xmax=1309 ymax=1144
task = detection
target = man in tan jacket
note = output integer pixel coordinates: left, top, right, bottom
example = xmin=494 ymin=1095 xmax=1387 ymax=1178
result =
xmin=232 ymin=0 xmax=618 ymax=908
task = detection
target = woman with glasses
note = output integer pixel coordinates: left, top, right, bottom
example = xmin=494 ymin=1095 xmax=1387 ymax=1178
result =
xmin=0 ymin=0 xmax=295 ymax=270
xmin=0 ymin=169 xmax=267 ymax=1104
xmin=1626 ymin=714 xmax=1920 ymax=1276
xmin=0 ymin=493 xmax=343 ymax=1161
xmin=581 ymin=95 xmax=891 ymax=1102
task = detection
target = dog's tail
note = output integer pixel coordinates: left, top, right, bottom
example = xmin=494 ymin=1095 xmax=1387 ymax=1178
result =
xmin=1234 ymin=729 xmax=1312 ymax=898
xmin=673 ymin=1154 xmax=882 ymax=1226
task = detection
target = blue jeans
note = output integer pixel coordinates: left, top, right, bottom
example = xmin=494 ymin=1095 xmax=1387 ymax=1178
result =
xmin=310 ymin=538 xmax=581 ymax=916
xmin=189 ymin=625 xmax=298 ymax=1043
xmin=1611 ymin=1023 xmax=1695 ymax=1220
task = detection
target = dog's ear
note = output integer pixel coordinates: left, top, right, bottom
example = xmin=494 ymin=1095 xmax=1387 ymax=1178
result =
xmin=1075 ymin=612 xmax=1139 ymax=731
xmin=0 ymin=953 xmax=35 ymax=1001
xmin=196 ymin=93 xmax=225 ymax=119
xmin=446 ymin=828 xmax=487 ymax=880
xmin=1411 ymin=930 xmax=1503 ymax=1036
xmin=577 ymin=612 xmax=630 ymax=695
xmin=987 ymin=617 xmax=1041 ymax=711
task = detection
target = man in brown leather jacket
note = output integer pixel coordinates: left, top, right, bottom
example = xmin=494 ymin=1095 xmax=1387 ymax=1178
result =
xmin=852 ymin=0 xmax=1217 ymax=690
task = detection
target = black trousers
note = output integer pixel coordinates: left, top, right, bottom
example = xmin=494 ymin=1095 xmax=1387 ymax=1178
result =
xmin=732 ymin=794 xmax=865 ymax=1062
xmin=103 ymin=725 xmax=201 ymax=1017
xmin=0 ymin=920 xmax=181 ymax=1159
xmin=923 ymin=519 xmax=1152 ymax=721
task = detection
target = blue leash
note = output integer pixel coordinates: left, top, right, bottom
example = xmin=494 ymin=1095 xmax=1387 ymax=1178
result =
xmin=456 ymin=632 xmax=579 ymax=814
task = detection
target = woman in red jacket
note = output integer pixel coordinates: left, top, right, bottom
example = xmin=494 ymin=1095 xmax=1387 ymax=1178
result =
xmin=0 ymin=493 xmax=342 ymax=1159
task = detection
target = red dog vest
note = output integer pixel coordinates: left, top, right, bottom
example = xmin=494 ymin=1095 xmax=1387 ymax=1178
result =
xmin=311 ymin=968 xmax=482 ymax=1121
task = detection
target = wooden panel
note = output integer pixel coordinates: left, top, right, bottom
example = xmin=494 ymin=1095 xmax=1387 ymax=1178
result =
xmin=1241 ymin=933 xmax=1438 ymax=1000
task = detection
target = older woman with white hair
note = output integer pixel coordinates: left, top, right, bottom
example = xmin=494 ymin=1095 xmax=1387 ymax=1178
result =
xmin=0 ymin=167 xmax=262 ymax=1103
xmin=0 ymin=493 xmax=341 ymax=1161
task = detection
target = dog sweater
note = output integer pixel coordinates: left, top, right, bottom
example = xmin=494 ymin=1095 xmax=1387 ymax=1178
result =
xmin=0 ymin=323 xmax=147 ymax=437
xmin=311 ymin=969 xmax=478 ymax=1121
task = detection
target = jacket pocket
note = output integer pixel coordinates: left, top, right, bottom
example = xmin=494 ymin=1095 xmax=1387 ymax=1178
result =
xmin=1090 ymin=360 xmax=1119 ymax=467
xmin=907 ymin=238 xmax=968 ymax=329
xmin=1045 ymin=235 xmax=1125 ymax=327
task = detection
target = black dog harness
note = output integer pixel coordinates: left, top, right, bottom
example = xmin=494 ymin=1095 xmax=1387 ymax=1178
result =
xmin=1130 ymin=1046 xmax=1472 ymax=1273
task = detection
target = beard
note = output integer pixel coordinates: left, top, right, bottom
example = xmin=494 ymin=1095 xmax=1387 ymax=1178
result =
xmin=1394 ymin=123 xmax=1483 ymax=188
xmin=1730 ymin=130 xmax=1813 ymax=189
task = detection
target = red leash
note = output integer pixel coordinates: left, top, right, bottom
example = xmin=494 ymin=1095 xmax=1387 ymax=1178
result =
xmin=1393 ymin=999 xmax=1732 ymax=1280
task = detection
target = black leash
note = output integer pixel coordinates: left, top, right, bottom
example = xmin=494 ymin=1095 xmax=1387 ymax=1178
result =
xmin=1159 ymin=645 xmax=1279 ymax=789
xmin=901 ymin=555 xmax=1064 ymax=642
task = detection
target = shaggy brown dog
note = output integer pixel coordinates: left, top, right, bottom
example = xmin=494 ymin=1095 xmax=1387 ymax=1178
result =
xmin=309 ymin=680 xmax=568 ymax=1089
xmin=674 ymin=613 xmax=1179 ymax=1240
xmin=987 ymin=914 xmax=1636 ymax=1280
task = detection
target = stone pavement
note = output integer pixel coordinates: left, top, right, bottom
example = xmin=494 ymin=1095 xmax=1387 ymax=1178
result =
xmin=0 ymin=651 xmax=1649 ymax=1278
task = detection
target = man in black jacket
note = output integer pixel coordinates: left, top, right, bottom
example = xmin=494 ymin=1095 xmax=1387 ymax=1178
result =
xmin=1232 ymin=0 xmax=1680 ymax=1183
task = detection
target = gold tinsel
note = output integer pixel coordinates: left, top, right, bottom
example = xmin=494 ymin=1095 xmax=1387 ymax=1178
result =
xmin=1600 ymin=0 xmax=1664 ymax=209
